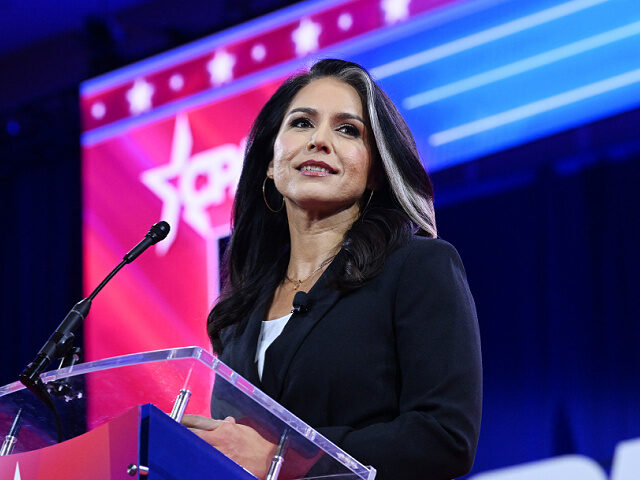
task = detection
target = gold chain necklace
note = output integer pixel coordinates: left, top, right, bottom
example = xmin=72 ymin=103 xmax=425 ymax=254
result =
xmin=284 ymin=255 xmax=335 ymax=291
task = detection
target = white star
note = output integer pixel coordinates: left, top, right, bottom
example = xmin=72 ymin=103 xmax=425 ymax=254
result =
xmin=91 ymin=102 xmax=106 ymax=119
xmin=292 ymin=18 xmax=322 ymax=57
xmin=14 ymin=462 xmax=21 ymax=480
xmin=140 ymin=114 xmax=245 ymax=255
xmin=207 ymin=50 xmax=236 ymax=86
xmin=381 ymin=0 xmax=411 ymax=24
xmin=126 ymin=78 xmax=155 ymax=115
xmin=251 ymin=43 xmax=267 ymax=62
xmin=169 ymin=73 xmax=184 ymax=91
xmin=140 ymin=114 xmax=192 ymax=254
xmin=337 ymin=13 xmax=353 ymax=31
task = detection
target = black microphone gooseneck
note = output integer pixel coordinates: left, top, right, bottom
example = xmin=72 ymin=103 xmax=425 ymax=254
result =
xmin=18 ymin=221 xmax=170 ymax=442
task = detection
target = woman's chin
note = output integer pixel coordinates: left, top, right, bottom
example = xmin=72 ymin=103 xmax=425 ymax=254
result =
xmin=287 ymin=198 xmax=360 ymax=220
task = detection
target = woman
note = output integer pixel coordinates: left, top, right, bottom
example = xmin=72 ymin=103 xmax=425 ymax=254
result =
xmin=183 ymin=59 xmax=482 ymax=480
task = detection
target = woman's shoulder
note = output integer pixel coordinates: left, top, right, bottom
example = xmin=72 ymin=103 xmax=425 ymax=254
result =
xmin=388 ymin=236 xmax=475 ymax=319
xmin=372 ymin=236 xmax=469 ymax=294
xmin=391 ymin=235 xmax=464 ymax=270
xmin=406 ymin=235 xmax=460 ymax=254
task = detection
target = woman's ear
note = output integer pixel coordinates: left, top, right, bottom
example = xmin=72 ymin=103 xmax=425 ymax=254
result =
xmin=367 ymin=155 xmax=384 ymax=191
xmin=266 ymin=160 xmax=274 ymax=179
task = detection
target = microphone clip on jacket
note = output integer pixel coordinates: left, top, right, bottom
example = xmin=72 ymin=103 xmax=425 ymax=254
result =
xmin=291 ymin=291 xmax=311 ymax=314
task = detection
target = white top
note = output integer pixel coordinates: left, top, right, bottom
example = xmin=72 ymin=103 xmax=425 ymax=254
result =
xmin=255 ymin=313 xmax=292 ymax=380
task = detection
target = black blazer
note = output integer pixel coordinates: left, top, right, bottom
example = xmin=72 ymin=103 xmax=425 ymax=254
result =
xmin=217 ymin=237 xmax=482 ymax=480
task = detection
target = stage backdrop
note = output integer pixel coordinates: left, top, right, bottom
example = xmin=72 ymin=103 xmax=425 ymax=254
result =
xmin=80 ymin=0 xmax=640 ymax=467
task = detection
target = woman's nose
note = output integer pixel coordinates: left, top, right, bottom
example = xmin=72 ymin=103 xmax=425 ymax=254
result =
xmin=307 ymin=125 xmax=331 ymax=153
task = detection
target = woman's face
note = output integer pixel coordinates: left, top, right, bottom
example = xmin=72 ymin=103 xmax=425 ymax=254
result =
xmin=268 ymin=77 xmax=373 ymax=217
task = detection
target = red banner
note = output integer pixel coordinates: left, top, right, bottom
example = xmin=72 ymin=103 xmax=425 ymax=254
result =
xmin=0 ymin=407 xmax=139 ymax=480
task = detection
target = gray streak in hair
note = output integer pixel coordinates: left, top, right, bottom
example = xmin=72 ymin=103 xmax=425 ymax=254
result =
xmin=339 ymin=67 xmax=437 ymax=237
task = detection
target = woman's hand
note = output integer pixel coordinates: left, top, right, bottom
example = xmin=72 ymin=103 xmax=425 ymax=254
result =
xmin=181 ymin=414 xmax=276 ymax=480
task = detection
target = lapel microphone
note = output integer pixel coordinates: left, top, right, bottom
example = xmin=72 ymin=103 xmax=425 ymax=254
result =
xmin=291 ymin=291 xmax=311 ymax=314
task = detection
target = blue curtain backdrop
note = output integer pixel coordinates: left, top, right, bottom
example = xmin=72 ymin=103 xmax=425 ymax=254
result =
xmin=1 ymin=100 xmax=639 ymax=475
xmin=435 ymin=107 xmax=640 ymax=474
xmin=1 ymin=94 xmax=83 ymax=388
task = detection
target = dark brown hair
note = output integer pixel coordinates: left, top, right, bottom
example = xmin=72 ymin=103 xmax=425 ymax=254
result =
xmin=207 ymin=59 xmax=435 ymax=353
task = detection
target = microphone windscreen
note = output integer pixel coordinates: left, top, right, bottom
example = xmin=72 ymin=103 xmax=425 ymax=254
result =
xmin=292 ymin=291 xmax=311 ymax=313
xmin=148 ymin=221 xmax=171 ymax=244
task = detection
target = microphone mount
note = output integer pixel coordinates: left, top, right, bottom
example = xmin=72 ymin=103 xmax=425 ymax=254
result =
xmin=18 ymin=221 xmax=170 ymax=441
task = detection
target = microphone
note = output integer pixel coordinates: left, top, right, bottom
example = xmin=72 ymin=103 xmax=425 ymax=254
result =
xmin=123 ymin=221 xmax=170 ymax=263
xmin=291 ymin=291 xmax=311 ymax=314
xmin=20 ymin=221 xmax=171 ymax=389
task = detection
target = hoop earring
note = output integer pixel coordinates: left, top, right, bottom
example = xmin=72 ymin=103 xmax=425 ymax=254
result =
xmin=362 ymin=189 xmax=374 ymax=214
xmin=262 ymin=176 xmax=284 ymax=213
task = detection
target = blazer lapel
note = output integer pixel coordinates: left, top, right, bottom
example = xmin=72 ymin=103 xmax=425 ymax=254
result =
xmin=225 ymin=300 xmax=266 ymax=388
xmin=260 ymin=265 xmax=343 ymax=401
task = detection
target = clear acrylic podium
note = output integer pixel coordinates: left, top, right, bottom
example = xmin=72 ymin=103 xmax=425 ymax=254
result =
xmin=0 ymin=347 xmax=376 ymax=480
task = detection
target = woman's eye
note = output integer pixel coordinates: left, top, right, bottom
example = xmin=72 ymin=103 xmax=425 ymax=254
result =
xmin=290 ymin=117 xmax=313 ymax=128
xmin=337 ymin=124 xmax=361 ymax=137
